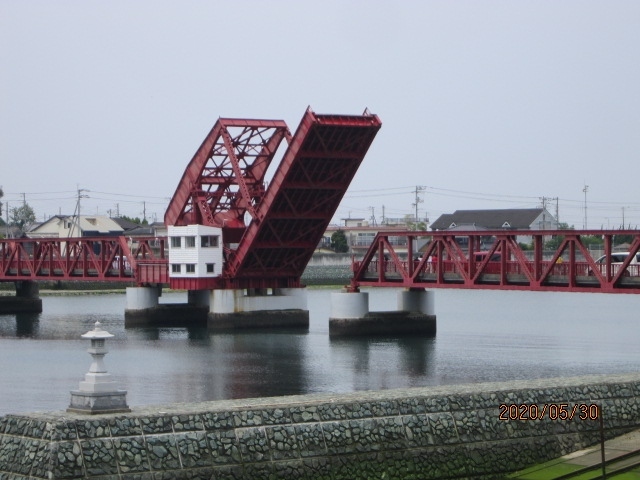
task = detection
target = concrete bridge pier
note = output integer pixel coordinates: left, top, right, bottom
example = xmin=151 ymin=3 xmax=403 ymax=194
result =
xmin=124 ymin=286 xmax=208 ymax=327
xmin=125 ymin=285 xmax=161 ymax=311
xmin=397 ymin=288 xmax=435 ymax=316
xmin=329 ymin=288 xmax=436 ymax=337
xmin=0 ymin=281 xmax=42 ymax=314
xmin=208 ymin=287 xmax=309 ymax=330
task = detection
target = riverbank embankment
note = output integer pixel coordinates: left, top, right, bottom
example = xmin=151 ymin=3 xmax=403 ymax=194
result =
xmin=2 ymin=373 xmax=640 ymax=479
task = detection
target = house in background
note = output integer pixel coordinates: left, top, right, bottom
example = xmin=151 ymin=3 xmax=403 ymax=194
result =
xmin=27 ymin=215 xmax=167 ymax=257
xmin=27 ymin=215 xmax=125 ymax=238
xmin=430 ymin=208 xmax=558 ymax=244
xmin=320 ymin=217 xmax=413 ymax=255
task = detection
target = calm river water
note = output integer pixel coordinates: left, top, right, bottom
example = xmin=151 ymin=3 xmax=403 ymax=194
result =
xmin=0 ymin=288 xmax=638 ymax=416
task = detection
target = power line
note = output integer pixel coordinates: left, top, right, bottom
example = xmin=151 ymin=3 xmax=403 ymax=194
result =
xmin=90 ymin=190 xmax=171 ymax=200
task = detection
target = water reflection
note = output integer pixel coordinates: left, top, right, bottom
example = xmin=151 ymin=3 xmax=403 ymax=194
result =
xmin=125 ymin=326 xmax=210 ymax=342
xmin=1 ymin=289 xmax=640 ymax=416
xmin=397 ymin=337 xmax=436 ymax=377
xmin=329 ymin=335 xmax=436 ymax=391
xmin=0 ymin=313 xmax=41 ymax=338
xmin=214 ymin=331 xmax=309 ymax=399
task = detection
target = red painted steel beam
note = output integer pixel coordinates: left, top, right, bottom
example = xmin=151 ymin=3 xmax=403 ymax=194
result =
xmin=222 ymin=108 xmax=382 ymax=289
xmin=0 ymin=237 xmax=168 ymax=286
xmin=351 ymin=230 xmax=640 ymax=294
xmin=164 ymin=119 xmax=290 ymax=230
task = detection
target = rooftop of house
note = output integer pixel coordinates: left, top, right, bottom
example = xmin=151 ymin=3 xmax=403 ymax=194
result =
xmin=430 ymin=208 xmax=554 ymax=231
xmin=28 ymin=215 xmax=125 ymax=235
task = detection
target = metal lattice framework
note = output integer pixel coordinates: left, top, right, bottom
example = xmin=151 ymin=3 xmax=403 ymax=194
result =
xmin=166 ymin=108 xmax=382 ymax=289
xmin=351 ymin=230 xmax=640 ymax=294
xmin=164 ymin=118 xmax=291 ymax=241
xmin=0 ymin=237 xmax=167 ymax=285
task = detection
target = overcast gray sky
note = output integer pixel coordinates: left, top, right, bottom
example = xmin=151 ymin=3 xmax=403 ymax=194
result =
xmin=1 ymin=1 xmax=639 ymax=229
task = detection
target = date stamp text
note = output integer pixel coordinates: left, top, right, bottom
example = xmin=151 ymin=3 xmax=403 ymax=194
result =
xmin=499 ymin=403 xmax=600 ymax=421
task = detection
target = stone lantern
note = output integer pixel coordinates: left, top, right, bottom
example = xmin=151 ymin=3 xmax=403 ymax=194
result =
xmin=68 ymin=321 xmax=130 ymax=414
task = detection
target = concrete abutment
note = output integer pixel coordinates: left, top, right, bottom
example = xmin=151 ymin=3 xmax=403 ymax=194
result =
xmin=329 ymin=288 xmax=436 ymax=336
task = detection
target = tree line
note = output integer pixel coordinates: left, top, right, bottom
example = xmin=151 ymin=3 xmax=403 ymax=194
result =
xmin=0 ymin=188 xmax=36 ymax=232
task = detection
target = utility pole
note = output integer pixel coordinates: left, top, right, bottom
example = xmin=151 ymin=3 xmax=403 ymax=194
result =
xmin=73 ymin=188 xmax=89 ymax=238
xmin=369 ymin=206 xmax=377 ymax=226
xmin=142 ymin=201 xmax=147 ymax=223
xmin=412 ymin=186 xmax=425 ymax=230
xmin=381 ymin=205 xmax=386 ymax=225
xmin=582 ymin=185 xmax=589 ymax=229
xmin=539 ymin=196 xmax=559 ymax=229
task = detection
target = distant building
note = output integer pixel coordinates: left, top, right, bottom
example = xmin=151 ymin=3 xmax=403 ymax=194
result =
xmin=320 ymin=217 xmax=419 ymax=254
xmin=1 ymin=224 xmax=24 ymax=239
xmin=27 ymin=215 xmax=125 ymax=238
xmin=430 ymin=208 xmax=558 ymax=244
xmin=110 ymin=217 xmax=139 ymax=232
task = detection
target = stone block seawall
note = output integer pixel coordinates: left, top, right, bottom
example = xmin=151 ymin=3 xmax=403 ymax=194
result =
xmin=2 ymin=373 xmax=640 ymax=479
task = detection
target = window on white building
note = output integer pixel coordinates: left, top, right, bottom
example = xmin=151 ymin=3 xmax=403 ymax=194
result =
xmin=171 ymin=264 xmax=181 ymax=273
xmin=171 ymin=236 xmax=181 ymax=248
xmin=186 ymin=264 xmax=195 ymax=273
xmin=206 ymin=263 xmax=215 ymax=273
xmin=185 ymin=236 xmax=196 ymax=248
xmin=201 ymin=235 xmax=219 ymax=248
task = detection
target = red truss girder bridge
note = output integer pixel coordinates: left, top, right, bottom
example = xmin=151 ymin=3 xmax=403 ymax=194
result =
xmin=0 ymin=236 xmax=167 ymax=285
xmin=351 ymin=230 xmax=640 ymax=294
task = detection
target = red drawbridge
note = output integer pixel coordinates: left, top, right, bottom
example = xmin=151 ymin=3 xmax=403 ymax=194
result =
xmin=0 ymin=108 xmax=382 ymax=290
xmin=165 ymin=107 xmax=382 ymax=290
xmin=351 ymin=230 xmax=640 ymax=294
xmin=3 ymin=106 xmax=639 ymax=297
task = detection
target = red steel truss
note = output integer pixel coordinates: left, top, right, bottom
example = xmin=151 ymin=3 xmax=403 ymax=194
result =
xmin=0 ymin=237 xmax=168 ymax=286
xmin=164 ymin=117 xmax=291 ymax=242
xmin=351 ymin=230 xmax=640 ymax=294
xmin=167 ymin=108 xmax=382 ymax=290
